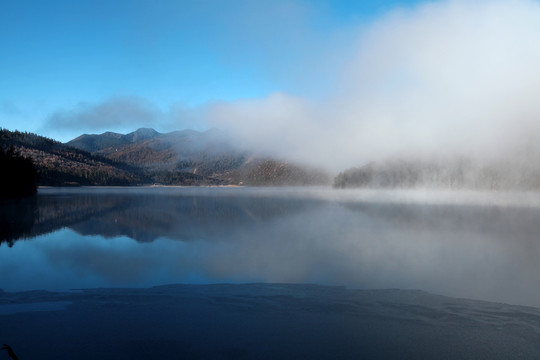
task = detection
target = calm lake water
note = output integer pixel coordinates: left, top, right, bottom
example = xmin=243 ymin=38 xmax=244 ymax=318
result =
xmin=2 ymin=186 xmax=540 ymax=307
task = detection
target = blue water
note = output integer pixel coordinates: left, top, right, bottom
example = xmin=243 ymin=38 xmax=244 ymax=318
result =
xmin=2 ymin=186 xmax=540 ymax=307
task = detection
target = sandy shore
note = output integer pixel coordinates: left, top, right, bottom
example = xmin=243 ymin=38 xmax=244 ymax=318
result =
xmin=1 ymin=284 xmax=540 ymax=359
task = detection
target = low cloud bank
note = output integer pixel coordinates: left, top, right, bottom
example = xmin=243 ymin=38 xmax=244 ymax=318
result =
xmin=208 ymin=0 xmax=540 ymax=172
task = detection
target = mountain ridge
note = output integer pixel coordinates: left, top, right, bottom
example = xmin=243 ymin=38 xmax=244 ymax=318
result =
xmin=0 ymin=128 xmax=148 ymax=186
xmin=67 ymin=127 xmax=163 ymax=153
xmin=0 ymin=128 xmax=330 ymax=187
xmin=66 ymin=127 xmax=330 ymax=186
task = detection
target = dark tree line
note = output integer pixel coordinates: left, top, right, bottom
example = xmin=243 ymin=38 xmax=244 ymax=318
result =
xmin=0 ymin=146 xmax=39 ymax=198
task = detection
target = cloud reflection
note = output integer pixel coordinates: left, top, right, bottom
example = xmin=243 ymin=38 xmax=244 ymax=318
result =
xmin=2 ymin=188 xmax=540 ymax=308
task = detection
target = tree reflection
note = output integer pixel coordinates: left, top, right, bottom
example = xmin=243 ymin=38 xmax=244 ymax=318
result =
xmin=0 ymin=190 xmax=320 ymax=245
xmin=0 ymin=197 xmax=37 ymax=247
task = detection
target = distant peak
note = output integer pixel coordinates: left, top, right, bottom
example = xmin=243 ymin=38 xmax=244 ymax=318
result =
xmin=133 ymin=127 xmax=159 ymax=135
xmin=99 ymin=131 xmax=123 ymax=139
xmin=126 ymin=128 xmax=161 ymax=142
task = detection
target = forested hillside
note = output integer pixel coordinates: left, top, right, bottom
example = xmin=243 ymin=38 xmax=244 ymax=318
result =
xmin=231 ymin=159 xmax=330 ymax=186
xmin=333 ymin=157 xmax=540 ymax=190
xmin=0 ymin=128 xmax=331 ymax=187
xmin=67 ymin=128 xmax=330 ymax=186
xmin=0 ymin=129 xmax=146 ymax=186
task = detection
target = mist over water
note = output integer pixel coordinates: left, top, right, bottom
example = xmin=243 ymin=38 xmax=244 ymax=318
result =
xmin=2 ymin=187 xmax=540 ymax=307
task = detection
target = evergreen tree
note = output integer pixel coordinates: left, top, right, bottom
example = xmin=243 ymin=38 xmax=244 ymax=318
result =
xmin=0 ymin=146 xmax=39 ymax=198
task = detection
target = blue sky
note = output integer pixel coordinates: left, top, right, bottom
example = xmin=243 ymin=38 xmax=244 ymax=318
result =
xmin=0 ymin=0 xmax=426 ymax=141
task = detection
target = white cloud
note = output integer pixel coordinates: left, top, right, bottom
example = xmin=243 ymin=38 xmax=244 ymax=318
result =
xmin=47 ymin=97 xmax=161 ymax=131
xmin=208 ymin=0 xmax=540 ymax=171
xmin=45 ymin=97 xmax=207 ymax=137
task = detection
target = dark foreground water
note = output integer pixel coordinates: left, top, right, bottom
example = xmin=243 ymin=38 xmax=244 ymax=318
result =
xmin=2 ymin=186 xmax=540 ymax=307
xmin=2 ymin=187 xmax=540 ymax=359
xmin=3 ymin=284 xmax=540 ymax=360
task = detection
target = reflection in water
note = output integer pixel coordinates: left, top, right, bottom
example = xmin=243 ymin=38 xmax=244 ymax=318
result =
xmin=2 ymin=187 xmax=540 ymax=307
xmin=0 ymin=197 xmax=37 ymax=247
xmin=0 ymin=188 xmax=319 ymax=244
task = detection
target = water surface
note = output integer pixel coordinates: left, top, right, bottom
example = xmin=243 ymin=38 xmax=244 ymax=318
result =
xmin=2 ymin=186 xmax=540 ymax=307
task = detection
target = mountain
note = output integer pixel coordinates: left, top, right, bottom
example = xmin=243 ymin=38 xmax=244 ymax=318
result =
xmin=0 ymin=129 xmax=147 ymax=186
xmin=67 ymin=128 xmax=331 ymax=186
xmin=93 ymin=129 xmax=231 ymax=171
xmin=67 ymin=127 xmax=161 ymax=153
xmin=0 ymin=128 xmax=331 ymax=187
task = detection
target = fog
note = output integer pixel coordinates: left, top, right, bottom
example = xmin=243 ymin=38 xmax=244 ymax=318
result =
xmin=207 ymin=0 xmax=540 ymax=172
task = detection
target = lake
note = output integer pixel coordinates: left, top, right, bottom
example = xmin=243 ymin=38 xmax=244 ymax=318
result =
xmin=2 ymin=186 xmax=540 ymax=307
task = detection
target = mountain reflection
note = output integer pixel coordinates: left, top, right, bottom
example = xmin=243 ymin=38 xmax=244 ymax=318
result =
xmin=0 ymin=188 xmax=321 ymax=245
xmin=3 ymin=188 xmax=540 ymax=306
